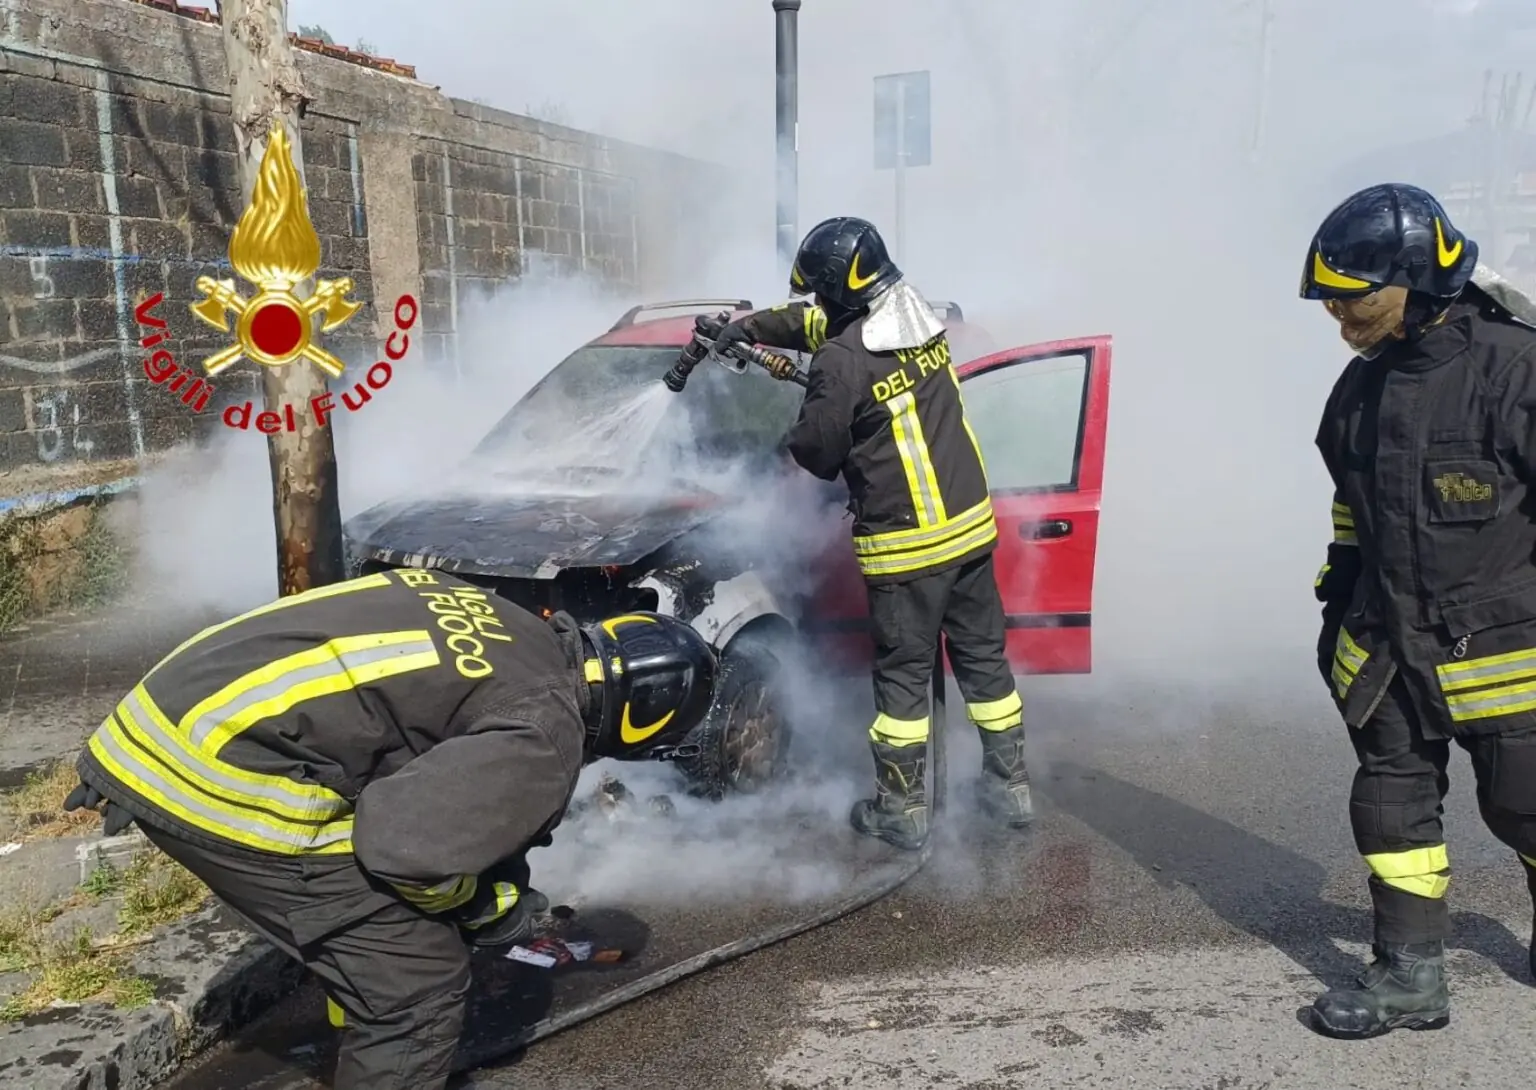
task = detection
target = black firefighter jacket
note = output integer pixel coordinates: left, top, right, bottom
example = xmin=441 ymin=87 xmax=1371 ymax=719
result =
xmin=740 ymin=300 xmax=997 ymax=586
xmin=76 ymin=568 xmax=589 ymax=932
xmin=1315 ymin=296 xmax=1536 ymax=739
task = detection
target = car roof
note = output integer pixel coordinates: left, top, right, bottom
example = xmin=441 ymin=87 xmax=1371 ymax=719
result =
xmin=589 ymin=301 xmax=982 ymax=349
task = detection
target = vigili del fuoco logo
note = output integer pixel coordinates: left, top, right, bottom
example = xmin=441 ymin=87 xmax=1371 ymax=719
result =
xmin=132 ymin=120 xmax=419 ymax=433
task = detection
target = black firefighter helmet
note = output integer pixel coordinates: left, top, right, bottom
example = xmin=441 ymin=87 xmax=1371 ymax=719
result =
xmin=790 ymin=216 xmax=903 ymax=313
xmin=1300 ymin=182 xmax=1478 ymax=306
xmin=578 ymin=612 xmax=717 ymax=762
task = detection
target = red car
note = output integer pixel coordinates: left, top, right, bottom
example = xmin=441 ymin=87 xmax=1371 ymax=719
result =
xmin=345 ymin=298 xmax=1113 ymax=796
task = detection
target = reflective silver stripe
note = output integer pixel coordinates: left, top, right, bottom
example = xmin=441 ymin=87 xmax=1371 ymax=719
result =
xmin=886 ymin=390 xmax=944 ymax=527
xmin=1446 ymin=681 xmax=1536 ymax=720
xmin=1437 ymin=648 xmax=1536 ymax=691
xmin=187 ymin=637 xmax=438 ymax=747
xmin=121 ymin=690 xmax=342 ymax=821
xmin=90 ymin=718 xmax=351 ymax=853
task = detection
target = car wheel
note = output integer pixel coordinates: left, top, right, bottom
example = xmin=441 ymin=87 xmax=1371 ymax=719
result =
xmin=676 ymin=627 xmax=794 ymax=799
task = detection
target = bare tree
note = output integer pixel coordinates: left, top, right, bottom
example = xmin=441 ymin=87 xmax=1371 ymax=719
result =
xmin=214 ymin=0 xmax=345 ymax=595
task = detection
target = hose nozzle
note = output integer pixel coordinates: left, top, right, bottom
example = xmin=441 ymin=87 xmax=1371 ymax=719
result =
xmin=663 ymin=333 xmax=710 ymax=393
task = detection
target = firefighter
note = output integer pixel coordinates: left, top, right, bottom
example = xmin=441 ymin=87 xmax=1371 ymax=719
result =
xmin=710 ymin=216 xmax=1029 ymax=850
xmin=59 ymin=569 xmax=717 ymax=1090
xmin=1302 ymin=182 xmax=1536 ymax=1039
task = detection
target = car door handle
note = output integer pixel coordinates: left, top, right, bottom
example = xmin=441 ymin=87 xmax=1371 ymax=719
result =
xmin=1023 ymin=519 xmax=1073 ymax=540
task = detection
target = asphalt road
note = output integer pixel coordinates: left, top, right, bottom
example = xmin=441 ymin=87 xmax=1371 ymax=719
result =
xmin=164 ymin=672 xmax=1536 ymax=1090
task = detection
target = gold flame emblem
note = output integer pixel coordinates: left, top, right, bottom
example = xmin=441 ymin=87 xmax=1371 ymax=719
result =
xmin=189 ymin=120 xmax=361 ymax=378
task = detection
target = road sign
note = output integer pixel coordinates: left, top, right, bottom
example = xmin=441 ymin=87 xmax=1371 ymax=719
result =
xmin=873 ymin=70 xmax=931 ymax=170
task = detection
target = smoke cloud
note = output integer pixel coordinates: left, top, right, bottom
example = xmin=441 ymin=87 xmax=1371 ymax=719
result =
xmin=120 ymin=1 xmax=1536 ymax=904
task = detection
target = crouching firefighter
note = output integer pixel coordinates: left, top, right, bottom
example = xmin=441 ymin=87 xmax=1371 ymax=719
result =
xmin=706 ymin=216 xmax=1030 ymax=850
xmin=59 ymin=569 xmax=716 ymax=1089
xmin=1302 ymin=182 xmax=1536 ymax=1039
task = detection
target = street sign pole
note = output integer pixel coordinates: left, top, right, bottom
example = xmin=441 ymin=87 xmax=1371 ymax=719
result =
xmin=894 ymin=78 xmax=906 ymax=262
xmin=874 ymin=70 xmax=929 ymax=267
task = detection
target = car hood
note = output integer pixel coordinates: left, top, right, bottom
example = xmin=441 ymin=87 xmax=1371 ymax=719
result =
xmin=344 ymin=486 xmax=723 ymax=579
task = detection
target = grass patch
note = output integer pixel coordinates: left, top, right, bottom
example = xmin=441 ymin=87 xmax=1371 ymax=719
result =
xmin=56 ymin=500 xmax=130 ymax=613
xmin=2 ymin=759 xmax=101 ymax=840
xmin=116 ymin=850 xmax=209 ymax=937
xmin=0 ymin=850 xmax=209 ymax=1022
xmin=0 ymin=497 xmax=131 ymax=636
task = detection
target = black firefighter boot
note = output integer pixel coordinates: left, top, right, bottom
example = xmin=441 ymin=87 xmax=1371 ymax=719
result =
xmin=977 ymin=724 xmax=1035 ymax=828
xmin=1310 ymin=941 xmax=1451 ymax=1039
xmin=1523 ymin=856 xmax=1536 ymax=981
xmin=850 ymin=740 xmax=929 ymax=851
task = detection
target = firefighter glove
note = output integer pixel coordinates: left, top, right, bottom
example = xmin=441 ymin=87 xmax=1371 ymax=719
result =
xmin=710 ymin=317 xmax=753 ymax=358
xmin=1314 ymin=542 xmax=1362 ymax=604
xmin=63 ymin=781 xmax=137 ymax=837
xmin=456 ymin=883 xmax=549 ymax=949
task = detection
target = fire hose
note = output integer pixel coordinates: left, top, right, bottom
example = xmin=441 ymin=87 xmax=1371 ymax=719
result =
xmin=455 ymin=647 xmax=947 ymax=1071
xmin=662 ymin=314 xmax=809 ymax=392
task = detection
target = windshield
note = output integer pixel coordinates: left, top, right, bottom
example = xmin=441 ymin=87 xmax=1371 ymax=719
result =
xmin=470 ymin=344 xmax=806 ymax=483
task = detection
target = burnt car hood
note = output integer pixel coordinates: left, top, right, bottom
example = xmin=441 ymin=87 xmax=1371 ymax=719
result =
xmin=344 ymin=486 xmax=723 ymax=579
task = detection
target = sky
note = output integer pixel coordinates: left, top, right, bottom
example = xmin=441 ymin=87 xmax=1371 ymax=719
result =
xmin=164 ymin=0 xmax=1536 ymax=691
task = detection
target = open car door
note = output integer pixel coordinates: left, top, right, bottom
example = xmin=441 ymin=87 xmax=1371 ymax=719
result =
xmin=800 ymin=334 xmax=1113 ymax=675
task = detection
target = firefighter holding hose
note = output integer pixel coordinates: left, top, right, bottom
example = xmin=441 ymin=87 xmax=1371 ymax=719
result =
xmin=58 ymin=569 xmax=717 ymax=1089
xmin=703 ymin=216 xmax=1031 ymax=850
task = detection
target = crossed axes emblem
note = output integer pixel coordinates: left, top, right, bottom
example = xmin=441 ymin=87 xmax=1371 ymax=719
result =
xmin=190 ymin=276 xmax=362 ymax=378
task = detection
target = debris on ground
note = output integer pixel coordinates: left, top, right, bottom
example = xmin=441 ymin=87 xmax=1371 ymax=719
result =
xmin=565 ymin=772 xmax=678 ymax=825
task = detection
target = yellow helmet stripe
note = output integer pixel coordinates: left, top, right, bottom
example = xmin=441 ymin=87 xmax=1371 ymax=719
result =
xmin=600 ymin=613 xmax=657 ymax=639
xmin=1311 ymin=250 xmax=1373 ymax=292
xmin=620 ymin=705 xmax=674 ymax=744
xmin=1434 ymin=219 xmax=1463 ymax=268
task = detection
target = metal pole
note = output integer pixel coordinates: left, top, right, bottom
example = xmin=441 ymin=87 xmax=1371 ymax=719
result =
xmin=1248 ymin=0 xmax=1273 ymax=163
xmin=894 ymin=77 xmax=907 ymax=263
xmin=774 ymin=0 xmax=801 ymax=281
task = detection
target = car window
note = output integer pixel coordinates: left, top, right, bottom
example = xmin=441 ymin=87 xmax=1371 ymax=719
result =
xmin=961 ymin=351 xmax=1089 ymax=491
xmin=473 ymin=344 xmax=805 ymax=468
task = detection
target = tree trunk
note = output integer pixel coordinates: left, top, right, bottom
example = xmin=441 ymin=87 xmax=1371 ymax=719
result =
xmin=217 ymin=0 xmax=344 ymax=596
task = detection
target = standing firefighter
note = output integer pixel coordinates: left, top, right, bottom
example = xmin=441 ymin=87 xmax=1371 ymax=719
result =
xmin=59 ymin=569 xmax=716 ymax=1089
xmin=1303 ymin=182 xmax=1536 ymax=1038
xmin=710 ymin=216 xmax=1029 ymax=849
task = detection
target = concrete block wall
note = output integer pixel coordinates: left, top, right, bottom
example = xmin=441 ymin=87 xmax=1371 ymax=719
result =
xmin=0 ymin=0 xmax=731 ymax=492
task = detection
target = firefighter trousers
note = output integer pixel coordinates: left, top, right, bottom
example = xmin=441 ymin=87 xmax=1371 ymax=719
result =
xmin=865 ymin=552 xmax=1022 ymax=746
xmin=140 ymin=824 xmax=469 ymax=1090
xmin=1346 ymin=672 xmax=1536 ymax=944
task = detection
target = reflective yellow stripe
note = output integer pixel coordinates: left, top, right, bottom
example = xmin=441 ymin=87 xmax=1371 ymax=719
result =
xmin=1332 ymin=628 xmax=1369 ymax=699
xmin=461 ymin=881 xmax=520 ymax=929
xmin=394 ymin=874 xmax=478 ymax=913
xmin=1435 ymin=645 xmax=1536 ymax=720
xmin=150 ymin=573 xmax=394 ymax=679
xmin=947 ymin=365 xmax=990 ymax=477
xmin=870 ymin=713 xmax=929 ymax=746
xmin=854 ymin=497 xmax=994 ymax=555
xmin=1331 ymin=501 xmax=1357 ymax=544
xmin=1520 ymin=853 xmax=1536 ymax=869
xmin=858 ymin=517 xmax=999 ymax=578
xmin=125 ymin=687 xmax=342 ymax=822
xmin=803 ymin=305 xmax=827 ymax=350
xmin=1436 ymin=647 xmax=1536 ymax=689
xmin=327 ymin=996 xmax=346 ymax=1029
xmin=182 ymin=631 xmax=440 ymax=753
xmin=1315 ymin=563 xmax=1331 ymax=588
xmin=885 ymin=390 xmax=946 ymax=528
xmin=87 ymin=707 xmax=354 ymax=856
xmin=969 ymin=692 xmax=1022 ymax=732
xmin=1364 ymin=844 xmax=1450 ymax=899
